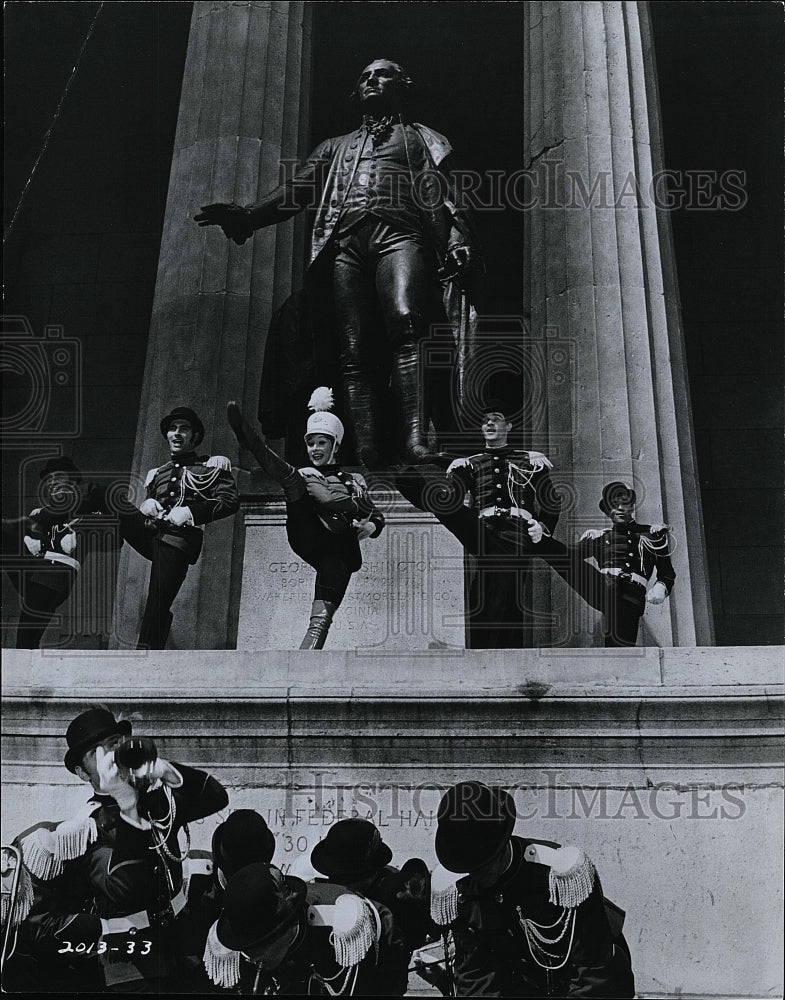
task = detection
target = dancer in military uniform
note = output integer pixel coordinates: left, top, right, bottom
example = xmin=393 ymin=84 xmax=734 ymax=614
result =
xmin=571 ymin=481 xmax=675 ymax=647
xmin=310 ymin=819 xmax=433 ymax=958
xmin=120 ymin=406 xmax=239 ymax=649
xmin=16 ymin=707 xmax=229 ymax=992
xmin=1 ymin=457 xmax=117 ymax=648
xmin=196 ymin=59 xmax=481 ymax=469
xmin=432 ymin=781 xmax=635 ymax=997
xmin=227 ymin=389 xmax=385 ymax=649
xmin=395 ymin=399 xmax=561 ymax=647
xmin=203 ymin=862 xmax=410 ymax=995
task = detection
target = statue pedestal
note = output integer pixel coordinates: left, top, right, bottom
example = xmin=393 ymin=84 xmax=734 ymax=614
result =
xmin=237 ymin=496 xmax=467 ymax=651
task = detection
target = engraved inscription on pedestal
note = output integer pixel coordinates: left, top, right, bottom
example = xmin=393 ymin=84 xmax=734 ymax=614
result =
xmin=237 ymin=498 xmax=466 ymax=651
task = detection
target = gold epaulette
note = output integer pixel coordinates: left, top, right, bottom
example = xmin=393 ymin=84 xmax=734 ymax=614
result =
xmin=329 ymin=894 xmax=380 ymax=968
xmin=205 ymin=455 xmax=231 ymax=471
xmin=1 ymin=855 xmax=34 ymax=927
xmin=524 ymin=843 xmax=596 ymax=909
xmin=203 ymin=920 xmax=241 ymax=989
xmin=430 ymin=864 xmax=463 ymax=927
xmin=20 ymin=802 xmax=101 ymax=880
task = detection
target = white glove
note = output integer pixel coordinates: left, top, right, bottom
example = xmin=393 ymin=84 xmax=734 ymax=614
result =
xmin=579 ymin=528 xmax=605 ymax=542
xmin=23 ymin=535 xmax=42 ymax=556
xmin=646 ymin=581 xmax=668 ymax=605
xmin=527 ymin=520 xmax=544 ymax=544
xmin=60 ymin=531 xmax=77 ymax=556
xmin=140 ymin=498 xmax=164 ymax=518
xmin=353 ymin=518 xmax=375 ymax=541
xmin=446 ymin=457 xmax=470 ymax=477
xmin=165 ymin=506 xmax=193 ymax=527
xmin=95 ymin=746 xmax=138 ymax=812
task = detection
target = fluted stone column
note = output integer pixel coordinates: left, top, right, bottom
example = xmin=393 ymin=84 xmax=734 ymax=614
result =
xmin=524 ymin=1 xmax=713 ymax=646
xmin=113 ymin=1 xmax=312 ymax=649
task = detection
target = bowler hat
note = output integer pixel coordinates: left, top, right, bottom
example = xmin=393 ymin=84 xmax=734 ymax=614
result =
xmin=310 ymin=819 xmax=393 ymax=880
xmin=64 ymin=708 xmax=131 ymax=773
xmin=216 ymin=863 xmax=306 ymax=953
xmin=435 ymin=781 xmax=517 ymax=873
xmin=159 ymin=406 xmax=205 ymax=446
xmin=212 ymin=810 xmax=276 ymax=879
xmin=39 ymin=456 xmax=82 ymax=484
xmin=599 ymin=481 xmax=637 ymax=516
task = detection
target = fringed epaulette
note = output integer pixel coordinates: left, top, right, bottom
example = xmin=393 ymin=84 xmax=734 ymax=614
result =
xmin=430 ymin=864 xmax=462 ymax=927
xmin=20 ymin=802 xmax=101 ymax=880
xmin=204 ymin=455 xmax=231 ymax=471
xmin=524 ymin=843 xmax=596 ymax=908
xmin=1 ymin=857 xmax=35 ymax=927
xmin=330 ymin=894 xmax=380 ymax=968
xmin=143 ymin=467 xmax=158 ymax=488
xmin=203 ymin=921 xmax=241 ymax=989
xmin=525 ymin=450 xmax=554 ymax=471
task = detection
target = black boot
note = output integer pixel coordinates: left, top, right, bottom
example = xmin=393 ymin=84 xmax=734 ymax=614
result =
xmin=342 ymin=383 xmax=383 ymax=470
xmin=227 ymin=402 xmax=305 ymax=501
xmin=390 ymin=346 xmax=435 ymax=465
xmin=299 ymin=599 xmax=337 ymax=650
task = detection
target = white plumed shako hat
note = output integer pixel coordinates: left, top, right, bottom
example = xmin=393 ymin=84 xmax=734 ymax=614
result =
xmin=304 ymin=387 xmax=344 ymax=446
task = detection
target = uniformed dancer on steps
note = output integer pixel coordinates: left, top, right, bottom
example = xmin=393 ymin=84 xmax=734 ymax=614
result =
xmin=227 ymin=389 xmax=385 ymax=650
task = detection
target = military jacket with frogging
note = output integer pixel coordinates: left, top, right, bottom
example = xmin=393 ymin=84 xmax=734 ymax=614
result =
xmin=144 ymin=451 xmax=239 ymax=563
xmin=449 ymin=447 xmax=562 ymax=535
xmin=578 ymin=520 xmax=675 ymax=592
xmin=449 ymin=837 xmax=634 ymax=997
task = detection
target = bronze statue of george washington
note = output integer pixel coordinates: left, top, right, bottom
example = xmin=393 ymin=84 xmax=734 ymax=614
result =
xmin=195 ymin=59 xmax=482 ymax=469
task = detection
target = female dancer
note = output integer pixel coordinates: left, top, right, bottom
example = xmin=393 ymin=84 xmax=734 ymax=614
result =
xmin=227 ymin=389 xmax=385 ymax=649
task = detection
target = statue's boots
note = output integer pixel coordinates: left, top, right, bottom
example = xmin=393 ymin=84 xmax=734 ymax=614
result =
xmin=227 ymin=401 xmax=305 ymax=501
xmin=299 ymin=599 xmax=337 ymax=650
xmin=390 ymin=342 xmax=435 ymax=465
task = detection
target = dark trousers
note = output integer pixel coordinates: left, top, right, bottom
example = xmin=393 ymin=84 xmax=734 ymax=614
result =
xmin=535 ymin=541 xmax=646 ymax=647
xmin=395 ymin=471 xmax=556 ymax=648
xmin=120 ymin=513 xmax=190 ymax=649
xmin=286 ymin=497 xmax=361 ymax=607
xmin=333 ymin=219 xmax=432 ymax=467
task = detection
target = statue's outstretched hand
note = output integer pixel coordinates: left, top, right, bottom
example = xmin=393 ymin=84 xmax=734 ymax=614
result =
xmin=194 ymin=202 xmax=254 ymax=245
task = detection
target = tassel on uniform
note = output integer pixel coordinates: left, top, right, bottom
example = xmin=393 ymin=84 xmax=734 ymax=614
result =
xmin=20 ymin=804 xmax=100 ymax=881
xmin=1 ymin=859 xmax=35 ymax=927
xmin=330 ymin=894 xmax=379 ymax=968
xmin=430 ymin=865 xmax=462 ymax=927
xmin=547 ymin=846 xmax=596 ymax=909
xmin=203 ymin=921 xmax=241 ymax=990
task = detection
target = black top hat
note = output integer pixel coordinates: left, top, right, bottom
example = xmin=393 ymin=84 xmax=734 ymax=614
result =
xmin=39 ymin=456 xmax=82 ymax=483
xmin=212 ymin=810 xmax=276 ymax=879
xmin=159 ymin=406 xmax=205 ymax=446
xmin=216 ymin=863 xmax=307 ymax=953
xmin=599 ymin=481 xmax=637 ymax=515
xmin=435 ymin=781 xmax=517 ymax=873
xmin=64 ymin=708 xmax=132 ymax=773
xmin=310 ymin=819 xmax=393 ymax=880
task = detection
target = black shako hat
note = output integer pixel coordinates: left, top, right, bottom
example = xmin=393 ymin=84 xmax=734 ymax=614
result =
xmin=212 ymin=810 xmax=276 ymax=879
xmin=216 ymin=863 xmax=307 ymax=953
xmin=64 ymin=708 xmax=131 ymax=774
xmin=310 ymin=819 xmax=393 ymax=880
xmin=435 ymin=781 xmax=517 ymax=873
xmin=39 ymin=456 xmax=82 ymax=483
xmin=599 ymin=481 xmax=637 ymax=516
xmin=159 ymin=406 xmax=205 ymax=446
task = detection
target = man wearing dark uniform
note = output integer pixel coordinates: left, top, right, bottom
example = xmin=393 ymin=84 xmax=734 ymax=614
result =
xmin=395 ymin=400 xmax=562 ymax=647
xmin=571 ymin=481 xmax=675 ymax=647
xmin=120 ymin=406 xmax=239 ymax=649
xmin=16 ymin=707 xmax=229 ymax=993
xmin=196 ymin=59 xmax=481 ymax=469
xmin=432 ymin=781 xmax=635 ymax=998
xmin=310 ymin=818 xmax=433 ymax=962
xmin=203 ymin=862 xmax=410 ymax=995
xmin=1 ymin=457 xmax=118 ymax=648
